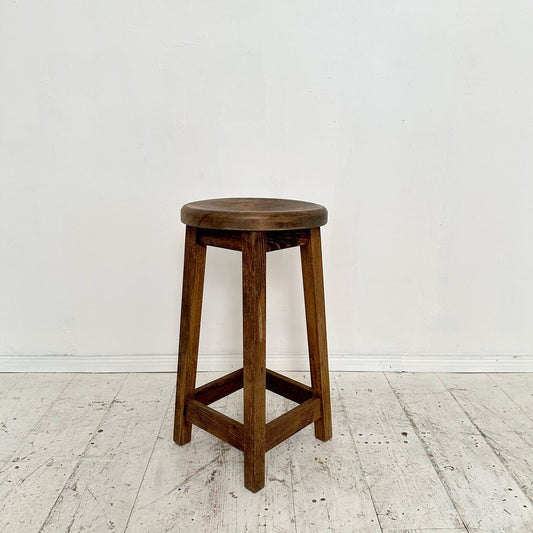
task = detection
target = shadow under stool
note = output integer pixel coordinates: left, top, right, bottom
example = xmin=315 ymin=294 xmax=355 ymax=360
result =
xmin=173 ymin=197 xmax=332 ymax=492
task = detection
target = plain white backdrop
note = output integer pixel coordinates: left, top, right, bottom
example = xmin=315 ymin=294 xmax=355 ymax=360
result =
xmin=1 ymin=1 xmax=533 ymax=371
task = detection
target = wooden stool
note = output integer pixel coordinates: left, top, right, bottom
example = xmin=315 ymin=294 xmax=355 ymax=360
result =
xmin=173 ymin=198 xmax=332 ymax=492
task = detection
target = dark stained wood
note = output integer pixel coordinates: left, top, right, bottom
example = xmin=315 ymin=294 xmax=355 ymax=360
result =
xmin=174 ymin=226 xmax=207 ymax=445
xmin=266 ymin=369 xmax=313 ymax=404
xmin=181 ymin=197 xmax=327 ymax=231
xmin=242 ymin=231 xmax=267 ymax=492
xmin=175 ymin=198 xmax=332 ymax=492
xmin=186 ymin=399 xmax=244 ymax=451
xmin=194 ymin=368 xmax=244 ymax=405
xmin=197 ymin=228 xmax=243 ymax=251
xmin=196 ymin=227 xmax=310 ymax=253
xmin=266 ymin=230 xmax=310 ymax=252
xmin=300 ymin=227 xmax=333 ymax=441
xmin=265 ymin=397 xmax=322 ymax=451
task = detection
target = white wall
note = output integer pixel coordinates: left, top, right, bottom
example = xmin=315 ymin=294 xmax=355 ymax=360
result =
xmin=2 ymin=2 xmax=533 ymax=371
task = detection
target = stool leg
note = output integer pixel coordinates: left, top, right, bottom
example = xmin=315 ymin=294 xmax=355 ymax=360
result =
xmin=242 ymin=231 xmax=267 ymax=492
xmin=301 ymin=227 xmax=333 ymax=441
xmin=174 ymin=226 xmax=207 ymax=445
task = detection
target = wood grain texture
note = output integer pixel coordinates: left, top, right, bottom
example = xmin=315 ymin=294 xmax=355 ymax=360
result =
xmin=39 ymin=373 xmax=174 ymax=533
xmin=265 ymin=397 xmax=321 ymax=451
xmin=440 ymin=373 xmax=533 ymax=501
xmin=181 ymin=197 xmax=327 ymax=231
xmin=241 ymin=230 xmax=267 ymax=492
xmin=0 ymin=372 xmax=25 ymax=400
xmin=2 ymin=372 xmax=533 ymax=531
xmin=266 ymin=368 xmax=313 ymax=403
xmin=127 ymin=375 xmax=297 ymax=532
xmin=0 ymin=373 xmax=125 ymax=532
xmin=193 ymin=368 xmax=243 ymax=405
xmin=266 ymin=229 xmax=310 ymax=251
xmin=207 ymin=387 xmax=298 ymax=532
xmin=0 ymin=373 xmax=75 ymax=462
xmin=197 ymin=228 xmax=243 ymax=251
xmin=388 ymin=372 xmax=533 ymax=533
xmin=490 ymin=373 xmax=533 ymax=416
xmin=291 ymin=373 xmax=381 ymax=532
xmin=196 ymin=227 xmax=311 ymax=253
xmin=176 ymin=199 xmax=331 ymax=492
xmin=126 ymin=373 xmax=233 ymax=533
xmin=382 ymin=529 xmax=467 ymax=533
xmin=301 ymin=227 xmax=333 ymax=441
xmin=338 ymin=372 xmax=463 ymax=531
xmin=186 ymin=399 xmax=244 ymax=451
xmin=174 ymin=225 xmax=207 ymax=445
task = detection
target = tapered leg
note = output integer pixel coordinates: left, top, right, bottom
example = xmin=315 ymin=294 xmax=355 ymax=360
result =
xmin=242 ymin=231 xmax=267 ymax=492
xmin=174 ymin=226 xmax=207 ymax=445
xmin=300 ymin=227 xmax=333 ymax=441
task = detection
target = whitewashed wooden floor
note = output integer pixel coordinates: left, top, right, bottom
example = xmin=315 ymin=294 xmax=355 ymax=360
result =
xmin=0 ymin=372 xmax=532 ymax=533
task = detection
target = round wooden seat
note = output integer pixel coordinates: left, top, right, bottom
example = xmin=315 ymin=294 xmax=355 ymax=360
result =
xmin=181 ymin=197 xmax=328 ymax=231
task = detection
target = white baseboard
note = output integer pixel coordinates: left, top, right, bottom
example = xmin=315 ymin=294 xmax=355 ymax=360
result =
xmin=0 ymin=353 xmax=532 ymax=373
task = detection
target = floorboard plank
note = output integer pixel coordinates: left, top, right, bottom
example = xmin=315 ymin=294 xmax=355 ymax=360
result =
xmin=0 ymin=373 xmax=25 ymax=399
xmin=387 ymin=372 xmax=533 ymax=533
xmin=0 ymin=373 xmax=75 ymax=462
xmin=0 ymin=373 xmax=125 ymax=532
xmin=290 ymin=373 xmax=381 ymax=533
xmin=382 ymin=529 xmax=468 ymax=533
xmin=125 ymin=373 xmax=235 ymax=532
xmin=439 ymin=373 xmax=533 ymax=502
xmin=1 ymin=371 xmax=531 ymax=532
xmin=126 ymin=373 xmax=298 ymax=532
xmin=39 ymin=372 xmax=175 ymax=533
xmin=489 ymin=373 xmax=533 ymax=422
xmin=207 ymin=383 xmax=298 ymax=532
xmin=338 ymin=372 xmax=463 ymax=531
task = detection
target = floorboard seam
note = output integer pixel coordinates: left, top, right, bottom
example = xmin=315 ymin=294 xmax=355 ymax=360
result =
xmin=334 ymin=373 xmax=384 ymax=532
xmin=123 ymin=384 xmax=176 ymax=533
xmin=0 ymin=372 xmax=26 ymax=402
xmin=36 ymin=373 xmax=129 ymax=533
xmin=0 ymin=373 xmax=77 ymax=488
xmin=486 ymin=374 xmax=533 ymax=425
xmin=384 ymin=373 xmax=471 ymax=533
xmin=439 ymin=375 xmax=533 ymax=505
